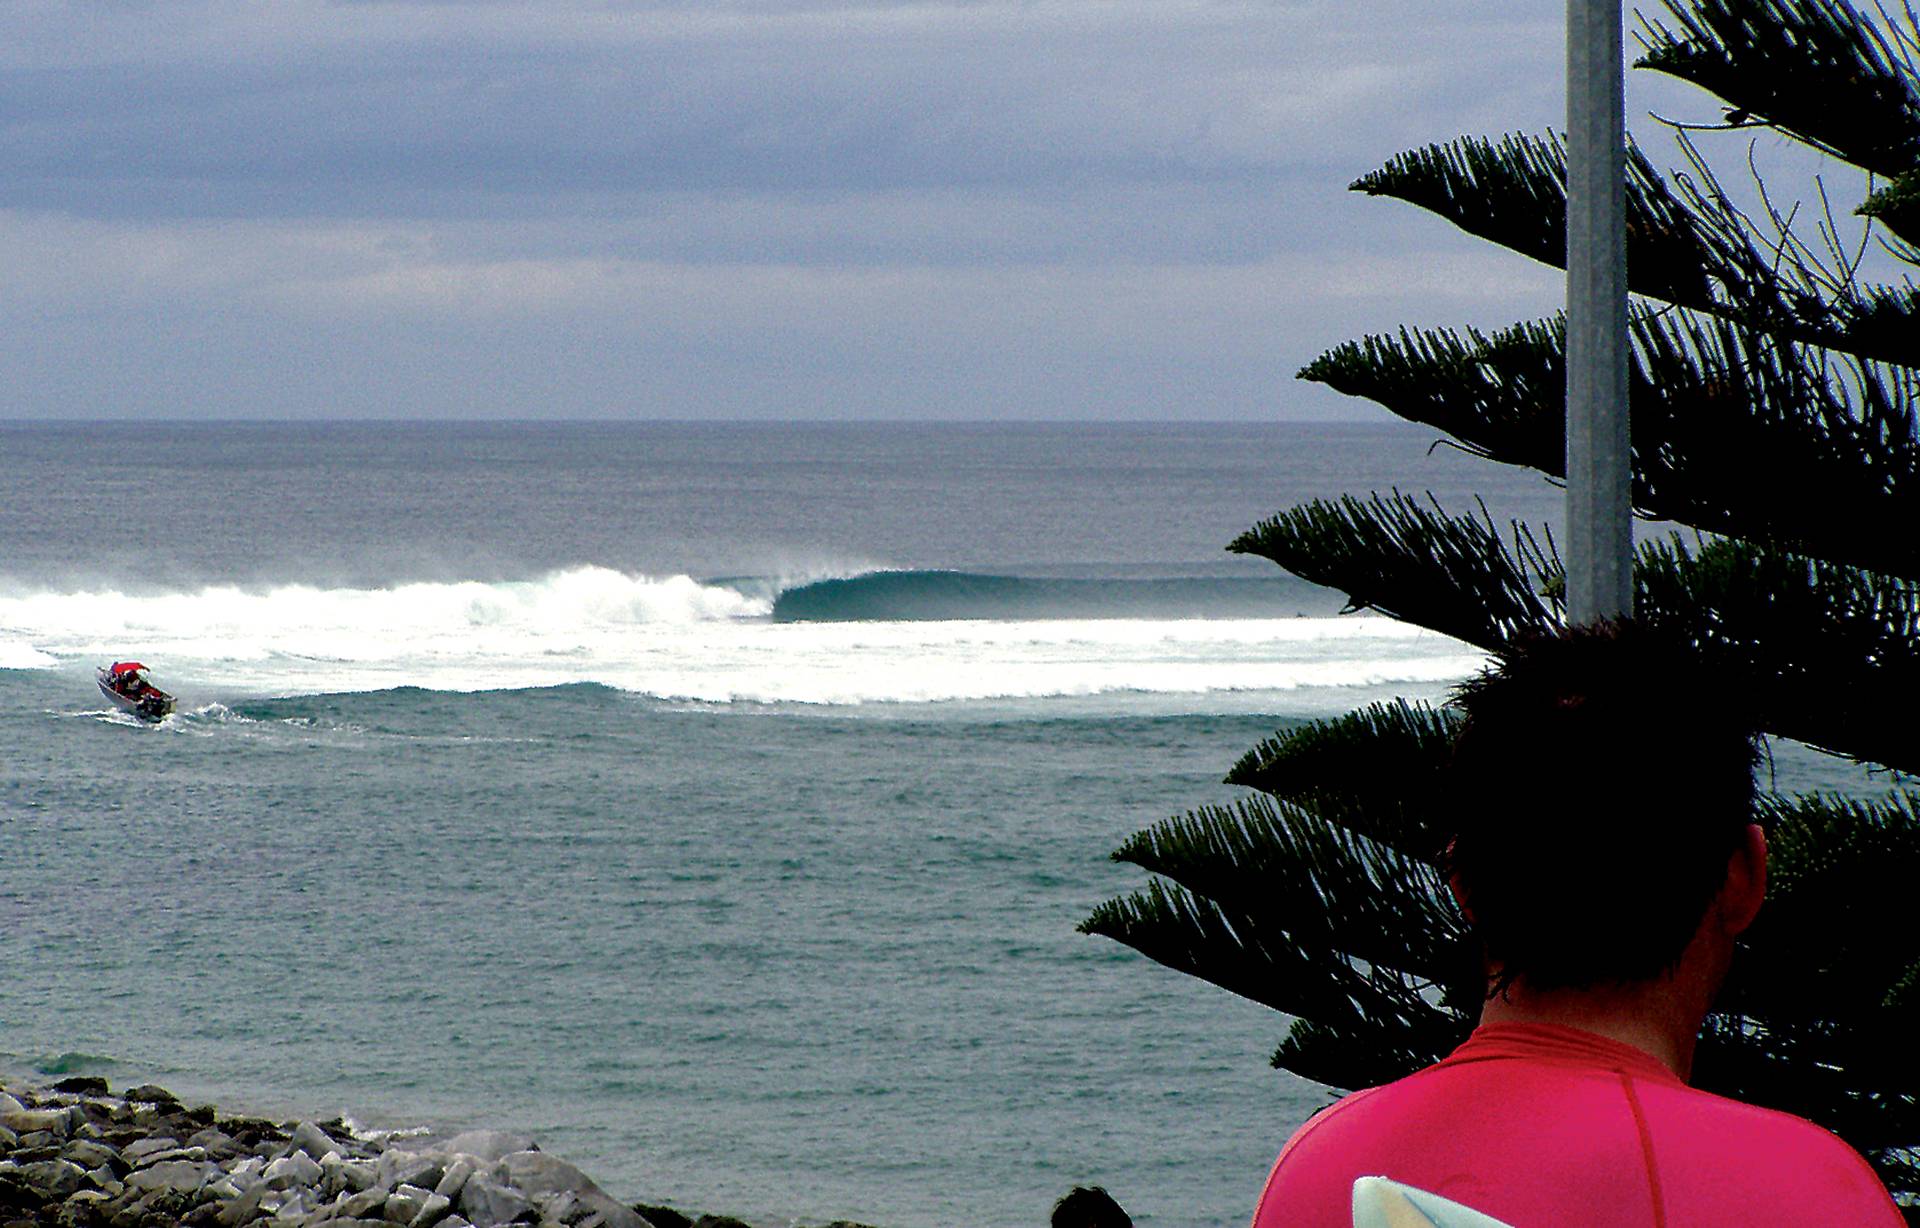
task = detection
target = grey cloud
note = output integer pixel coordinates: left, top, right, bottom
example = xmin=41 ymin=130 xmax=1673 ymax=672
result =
xmin=6 ymin=2 xmax=1559 ymax=223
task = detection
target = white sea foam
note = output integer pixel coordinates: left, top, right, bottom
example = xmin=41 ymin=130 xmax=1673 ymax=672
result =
xmin=0 ymin=567 xmax=1487 ymax=707
xmin=0 ymin=638 xmax=58 ymax=669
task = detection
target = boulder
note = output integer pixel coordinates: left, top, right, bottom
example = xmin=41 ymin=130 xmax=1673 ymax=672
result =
xmin=124 ymin=1159 xmax=218 ymax=1194
xmin=19 ymin=1158 xmax=88 ymax=1200
xmin=133 ymin=1146 xmax=210 ymax=1168
xmin=287 ymin=1122 xmax=339 ymax=1162
xmin=189 ymin=1129 xmax=245 ymax=1162
xmin=121 ymin=1086 xmax=179 ymax=1107
xmin=61 ymin=1140 xmax=123 ymax=1172
xmin=496 ymin=1154 xmax=645 ymax=1228
xmin=407 ymin=1191 xmax=452 ymax=1228
xmin=3 ymin=1108 xmax=72 ymax=1139
xmin=49 ymin=1078 xmax=109 ymax=1097
xmin=263 ymin=1152 xmax=324 ymax=1190
xmin=215 ymin=1182 xmax=272 ymax=1227
xmin=122 ymin=1138 xmax=182 ymax=1163
xmin=333 ymin=1186 xmax=391 ymax=1220
xmin=375 ymin=1152 xmax=444 ymax=1195
xmin=432 ymin=1160 xmax=475 ymax=1202
xmin=385 ymin=1183 xmax=433 ymax=1224
xmin=456 ymin=1177 xmax=533 ymax=1228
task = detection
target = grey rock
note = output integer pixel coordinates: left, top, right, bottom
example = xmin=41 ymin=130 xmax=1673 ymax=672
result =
xmin=0 ymin=1125 xmax=16 ymax=1150
xmin=190 ymin=1128 xmax=246 ymax=1161
xmin=61 ymin=1139 xmax=122 ymax=1171
xmin=496 ymin=1154 xmax=645 ymax=1228
xmin=265 ymin=1151 xmax=325 ymax=1189
xmin=439 ymin=1133 xmax=532 ymax=1167
xmin=122 ymin=1084 xmax=179 ymax=1106
xmin=432 ymin=1160 xmax=475 ymax=1202
xmin=335 ymin=1187 xmax=392 ymax=1220
xmin=288 ymin=1122 xmax=340 ymax=1162
xmin=217 ymin=1181 xmax=273 ymax=1227
xmin=125 ymin=1158 xmax=218 ymax=1193
xmin=2 ymin=1108 xmax=71 ymax=1138
xmin=271 ymin=1188 xmax=315 ymax=1223
xmin=135 ymin=1145 xmax=211 ymax=1168
xmin=376 ymin=1152 xmax=444 ymax=1195
xmin=0 ymin=1092 xmax=25 ymax=1114
xmin=385 ymin=1184 xmax=433 ymax=1224
xmin=438 ymin=1219 xmax=471 ymax=1228
xmin=19 ymin=1157 xmax=88 ymax=1199
xmin=457 ymin=1176 xmax=534 ymax=1228
xmin=49 ymin=1077 xmax=109 ymax=1096
xmin=123 ymin=1137 xmax=183 ymax=1162
xmin=338 ymin=1161 xmax=377 ymax=1193
xmin=206 ymin=1177 xmax=245 ymax=1201
xmin=408 ymin=1192 xmax=452 ymax=1228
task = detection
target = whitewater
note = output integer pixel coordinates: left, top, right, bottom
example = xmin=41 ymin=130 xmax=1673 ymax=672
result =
xmin=0 ymin=566 xmax=1483 ymax=708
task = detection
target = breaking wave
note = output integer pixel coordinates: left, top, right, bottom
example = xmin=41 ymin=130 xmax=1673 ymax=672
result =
xmin=770 ymin=570 xmax=1340 ymax=622
xmin=0 ymin=565 xmax=1485 ymax=707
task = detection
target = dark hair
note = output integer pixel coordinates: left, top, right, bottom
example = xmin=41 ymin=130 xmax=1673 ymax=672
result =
xmin=1051 ymin=1186 xmax=1132 ymax=1228
xmin=1442 ymin=622 xmax=1759 ymax=995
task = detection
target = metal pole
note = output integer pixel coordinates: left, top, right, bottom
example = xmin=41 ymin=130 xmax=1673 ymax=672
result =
xmin=1565 ymin=0 xmax=1633 ymax=623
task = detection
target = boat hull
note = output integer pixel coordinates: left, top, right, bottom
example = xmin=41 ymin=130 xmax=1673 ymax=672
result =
xmin=96 ymin=670 xmax=175 ymax=722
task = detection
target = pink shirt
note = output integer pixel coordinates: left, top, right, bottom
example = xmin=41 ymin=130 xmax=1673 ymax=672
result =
xmin=1252 ymin=1023 xmax=1902 ymax=1228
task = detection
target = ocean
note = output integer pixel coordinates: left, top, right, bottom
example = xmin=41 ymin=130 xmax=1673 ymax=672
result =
xmin=0 ymin=422 xmax=1868 ymax=1227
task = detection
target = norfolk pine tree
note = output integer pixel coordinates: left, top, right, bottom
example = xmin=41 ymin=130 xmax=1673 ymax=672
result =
xmin=1084 ymin=0 xmax=1920 ymax=1212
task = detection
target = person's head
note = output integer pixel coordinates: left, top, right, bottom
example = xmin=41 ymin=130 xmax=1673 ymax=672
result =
xmin=1050 ymin=1185 xmax=1132 ymax=1228
xmin=1442 ymin=622 xmax=1763 ymax=998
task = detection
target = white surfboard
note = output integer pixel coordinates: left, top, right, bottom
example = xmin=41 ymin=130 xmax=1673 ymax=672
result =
xmin=1352 ymin=1176 xmax=1518 ymax=1228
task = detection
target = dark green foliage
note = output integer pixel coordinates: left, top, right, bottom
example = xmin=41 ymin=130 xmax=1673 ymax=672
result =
xmin=1087 ymin=0 xmax=1920 ymax=1208
xmin=1229 ymin=494 xmax=1558 ymax=648
xmin=1861 ymin=170 xmax=1920 ymax=245
xmin=1225 ymin=700 xmax=1459 ymax=862
xmin=1352 ymin=137 xmax=1715 ymax=309
xmin=1638 ymin=0 xmax=1920 ymax=177
xmin=1300 ymin=311 xmax=1920 ymax=578
xmin=1353 ymin=132 xmax=1920 ymax=367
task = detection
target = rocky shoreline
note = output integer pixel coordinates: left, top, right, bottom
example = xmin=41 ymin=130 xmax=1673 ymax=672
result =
xmin=0 ymin=1077 xmax=872 ymax=1228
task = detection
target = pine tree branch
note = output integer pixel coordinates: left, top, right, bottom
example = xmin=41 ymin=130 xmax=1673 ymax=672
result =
xmin=1861 ymin=170 xmax=1920 ymax=246
xmin=1236 ymin=494 xmax=1920 ymax=774
xmin=1108 ymin=796 xmax=1471 ymax=991
xmin=1637 ymin=0 xmax=1920 ymax=180
xmin=1225 ymin=701 xmax=1459 ymax=865
xmin=1228 ymin=493 xmax=1561 ymax=651
xmin=1080 ymin=876 xmax=1448 ymax=1030
xmin=1270 ymin=1016 xmax=1469 ymax=1093
xmin=1298 ymin=310 xmax=1920 ymax=581
xmin=1352 ymin=133 xmax=1920 ymax=366
xmin=1635 ymin=536 xmax=1920 ymax=774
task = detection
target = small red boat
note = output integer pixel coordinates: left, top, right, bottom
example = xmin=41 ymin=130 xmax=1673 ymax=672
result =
xmin=97 ymin=661 xmax=176 ymax=722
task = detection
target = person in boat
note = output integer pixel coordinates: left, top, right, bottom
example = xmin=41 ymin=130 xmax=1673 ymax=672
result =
xmin=110 ymin=662 xmax=147 ymax=696
xmin=1249 ymin=624 xmax=1903 ymax=1228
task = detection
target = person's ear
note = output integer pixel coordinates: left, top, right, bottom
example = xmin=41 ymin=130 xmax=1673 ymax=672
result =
xmin=1719 ymin=823 xmax=1767 ymax=936
xmin=1445 ymin=842 xmax=1475 ymax=924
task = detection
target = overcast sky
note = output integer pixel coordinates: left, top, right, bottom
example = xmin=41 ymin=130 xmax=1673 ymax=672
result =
xmin=4 ymin=1 xmax=1727 ymax=420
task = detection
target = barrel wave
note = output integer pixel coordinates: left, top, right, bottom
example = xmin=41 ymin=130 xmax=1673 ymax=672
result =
xmin=769 ymin=570 xmax=1344 ymax=622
